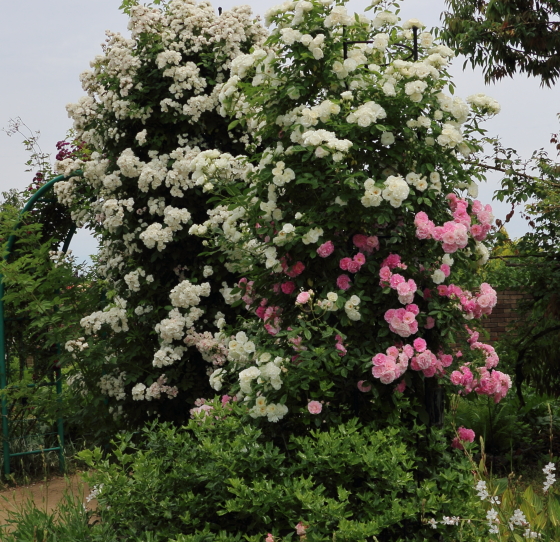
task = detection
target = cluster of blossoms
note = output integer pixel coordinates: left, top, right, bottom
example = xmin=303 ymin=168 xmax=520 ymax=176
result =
xmin=55 ymin=0 xmax=270 ymax=415
xmin=131 ymin=374 xmax=178 ymax=401
xmin=451 ymin=426 xmax=475 ymax=450
xmin=437 ymin=284 xmax=497 ymax=319
xmin=450 ymin=364 xmax=511 ymax=403
xmin=98 ymin=371 xmax=127 ymax=401
xmin=372 ymin=339 xmax=452 ymax=384
xmin=543 ymin=462 xmax=556 ymax=493
xmin=414 ymin=194 xmax=493 ymax=254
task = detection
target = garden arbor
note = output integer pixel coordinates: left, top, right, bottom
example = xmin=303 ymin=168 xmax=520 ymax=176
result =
xmin=0 ymin=171 xmax=82 ymax=476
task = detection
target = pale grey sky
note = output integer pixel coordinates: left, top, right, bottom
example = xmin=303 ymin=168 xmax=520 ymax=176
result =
xmin=1 ymin=0 xmax=558 ymax=260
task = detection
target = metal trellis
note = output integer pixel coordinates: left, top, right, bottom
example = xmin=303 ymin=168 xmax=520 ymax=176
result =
xmin=0 ymin=171 xmax=83 ymax=476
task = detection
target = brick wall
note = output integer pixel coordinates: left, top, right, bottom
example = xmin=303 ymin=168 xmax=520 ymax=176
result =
xmin=483 ymin=289 xmax=532 ymax=343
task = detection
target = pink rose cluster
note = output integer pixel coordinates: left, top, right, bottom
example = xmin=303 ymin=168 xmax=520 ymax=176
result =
xmin=239 ymin=277 xmax=256 ymax=307
xmin=334 ymin=334 xmax=347 ymax=356
xmin=450 ymin=364 xmax=511 ymax=403
xmin=384 ymin=304 xmax=419 ymax=337
xmin=372 ymin=341 xmax=454 ymax=384
xmin=340 ymin=252 xmax=366 ymax=274
xmin=451 ymin=426 xmax=475 ymax=449
xmin=414 ymin=195 xmax=494 ymax=253
xmin=414 ymin=211 xmax=468 ymax=253
xmin=353 ymin=234 xmax=379 ymax=254
xmin=254 ymin=298 xmax=282 ymax=336
xmin=381 ymin=253 xmax=407 ymax=270
xmin=437 ymin=282 xmax=497 ymax=319
xmin=470 ymin=200 xmax=493 ymax=240
xmin=379 ymin=266 xmax=417 ymax=305
xmin=466 ymin=327 xmax=499 ymax=369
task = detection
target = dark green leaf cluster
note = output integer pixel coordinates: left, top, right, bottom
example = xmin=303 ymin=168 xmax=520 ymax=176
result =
xmin=442 ymin=0 xmax=560 ymax=86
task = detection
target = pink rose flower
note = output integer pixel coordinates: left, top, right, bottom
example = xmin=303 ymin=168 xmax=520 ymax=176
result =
xmin=281 ymin=281 xmax=296 ymax=295
xmin=457 ymin=426 xmax=475 ymax=443
xmin=347 ymin=261 xmax=361 ymax=273
xmin=295 ymin=523 xmax=308 ymax=536
xmin=317 ymin=240 xmax=334 ymax=257
xmin=285 ymin=261 xmax=305 ymax=277
xmin=296 ymin=291 xmax=311 ymax=305
xmin=413 ymin=338 xmax=427 ymax=353
xmin=394 ymin=380 xmax=406 ymax=393
xmin=337 ymin=274 xmax=351 ymax=290
xmin=339 ymin=257 xmax=352 ymax=271
xmin=357 ymin=380 xmax=372 ymax=392
xmin=354 ymin=252 xmax=366 ymax=265
xmin=308 ymin=400 xmax=322 ymax=414
xmin=353 ymin=234 xmax=367 ymax=249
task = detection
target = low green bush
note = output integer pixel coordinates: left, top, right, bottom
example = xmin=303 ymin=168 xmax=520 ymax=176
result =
xmin=79 ymin=401 xmax=481 ymax=542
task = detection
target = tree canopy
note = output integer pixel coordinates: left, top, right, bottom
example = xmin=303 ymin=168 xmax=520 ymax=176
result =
xmin=442 ymin=0 xmax=560 ymax=87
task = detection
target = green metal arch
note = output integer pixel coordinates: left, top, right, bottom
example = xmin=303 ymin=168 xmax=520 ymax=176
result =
xmin=0 ymin=170 xmax=83 ymax=476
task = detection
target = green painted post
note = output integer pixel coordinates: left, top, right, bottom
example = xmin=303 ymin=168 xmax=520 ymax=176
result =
xmin=0 ymin=280 xmax=10 ymax=476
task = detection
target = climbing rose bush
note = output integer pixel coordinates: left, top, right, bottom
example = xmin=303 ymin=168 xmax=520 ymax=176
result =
xmin=54 ymin=0 xmax=267 ymax=425
xmin=189 ymin=0 xmax=512 ymax=426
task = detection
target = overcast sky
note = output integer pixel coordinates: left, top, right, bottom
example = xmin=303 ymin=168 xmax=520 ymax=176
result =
xmin=1 ymin=0 xmax=558 ymax=261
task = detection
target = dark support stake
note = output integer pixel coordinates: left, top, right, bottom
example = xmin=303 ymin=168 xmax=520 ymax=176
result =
xmin=218 ymin=7 xmax=222 ymax=15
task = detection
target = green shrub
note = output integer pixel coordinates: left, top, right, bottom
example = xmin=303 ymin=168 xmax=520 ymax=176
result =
xmin=80 ymin=403 xmax=482 ymax=542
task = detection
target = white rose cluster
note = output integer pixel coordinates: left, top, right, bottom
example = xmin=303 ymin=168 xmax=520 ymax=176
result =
xmin=344 ymin=295 xmax=361 ymax=321
xmin=317 ymin=291 xmax=340 ymax=311
xmin=346 ymin=101 xmax=387 ymax=127
xmin=249 ymin=397 xmax=289 ymax=422
xmin=301 ymin=227 xmax=324 ymax=245
xmin=98 ymin=371 xmax=127 ymax=401
xmin=299 ymin=129 xmax=352 ymax=160
xmin=381 ymin=175 xmax=411 ymax=208
xmin=466 ymin=93 xmax=501 ymax=115
xmin=228 ymin=332 xmax=256 ymax=364
xmin=169 ymin=280 xmax=211 ymax=309
xmin=81 ymin=302 xmax=129 ymax=335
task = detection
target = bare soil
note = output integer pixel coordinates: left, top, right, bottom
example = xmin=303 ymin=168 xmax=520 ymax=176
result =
xmin=0 ymin=474 xmax=93 ymax=526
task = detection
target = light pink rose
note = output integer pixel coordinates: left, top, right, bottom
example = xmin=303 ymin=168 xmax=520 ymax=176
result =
xmin=308 ymin=400 xmax=322 ymax=414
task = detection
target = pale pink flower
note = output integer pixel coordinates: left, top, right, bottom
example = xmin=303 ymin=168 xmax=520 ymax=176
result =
xmin=354 ymin=252 xmax=366 ymax=265
xmin=317 ymin=240 xmax=334 ymax=257
xmin=295 ymin=522 xmax=308 ymax=536
xmin=347 ymin=261 xmax=360 ymax=273
xmin=266 ymin=534 xmax=274 ymax=542
xmin=296 ymin=291 xmax=311 ymax=305
xmin=308 ymin=400 xmax=322 ymax=414
xmin=413 ymin=338 xmax=427 ymax=352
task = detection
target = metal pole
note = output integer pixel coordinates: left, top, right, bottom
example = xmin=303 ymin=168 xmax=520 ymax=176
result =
xmin=1 ymin=279 xmax=10 ymax=476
